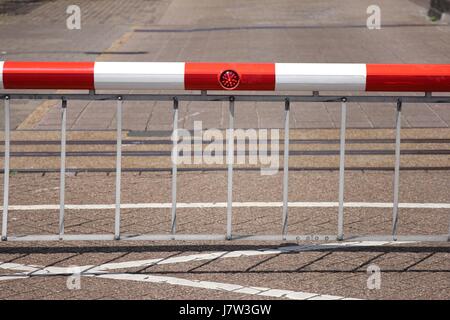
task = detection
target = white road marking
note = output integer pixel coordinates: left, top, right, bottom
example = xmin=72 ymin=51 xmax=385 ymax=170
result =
xmin=7 ymin=201 xmax=450 ymax=211
xmin=87 ymin=241 xmax=413 ymax=272
xmin=0 ymin=275 xmax=29 ymax=281
xmin=0 ymin=263 xmax=40 ymax=273
xmin=94 ymin=272 xmax=348 ymax=300
xmin=0 ymin=262 xmax=96 ymax=275
xmin=0 ymin=261 xmax=351 ymax=299
xmin=0 ymin=241 xmax=414 ymax=299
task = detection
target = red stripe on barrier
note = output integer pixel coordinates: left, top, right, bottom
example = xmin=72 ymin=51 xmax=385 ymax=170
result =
xmin=366 ymin=64 xmax=450 ymax=92
xmin=185 ymin=62 xmax=275 ymax=90
xmin=3 ymin=62 xmax=95 ymax=89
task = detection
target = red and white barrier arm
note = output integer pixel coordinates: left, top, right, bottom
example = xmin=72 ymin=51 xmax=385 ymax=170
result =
xmin=0 ymin=61 xmax=450 ymax=92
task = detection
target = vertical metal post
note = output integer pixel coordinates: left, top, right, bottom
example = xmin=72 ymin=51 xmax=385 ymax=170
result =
xmin=59 ymin=99 xmax=67 ymax=239
xmin=448 ymin=215 xmax=450 ymax=242
xmin=392 ymin=99 xmax=402 ymax=241
xmin=226 ymin=97 xmax=235 ymax=240
xmin=337 ymin=98 xmax=347 ymax=240
xmin=171 ymin=98 xmax=179 ymax=237
xmin=1 ymin=96 xmax=10 ymax=241
xmin=114 ymin=96 xmax=123 ymax=240
xmin=282 ymin=99 xmax=290 ymax=240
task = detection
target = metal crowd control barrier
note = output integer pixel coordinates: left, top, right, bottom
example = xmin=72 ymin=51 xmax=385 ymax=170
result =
xmin=0 ymin=61 xmax=450 ymax=242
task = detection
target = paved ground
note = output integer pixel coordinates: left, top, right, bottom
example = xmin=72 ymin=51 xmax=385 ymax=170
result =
xmin=0 ymin=0 xmax=449 ymax=300
xmin=1 ymin=0 xmax=450 ymax=130
xmin=0 ymin=136 xmax=449 ymax=300
xmin=0 ymin=240 xmax=449 ymax=300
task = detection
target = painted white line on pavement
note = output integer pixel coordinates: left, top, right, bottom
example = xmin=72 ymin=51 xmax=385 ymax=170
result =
xmin=7 ymin=202 xmax=450 ymax=211
xmin=0 ymin=275 xmax=30 ymax=281
xmin=0 ymin=241 xmax=412 ymax=275
xmin=88 ymin=241 xmax=414 ymax=272
xmin=0 ymin=259 xmax=355 ymax=299
xmin=0 ymin=240 xmax=416 ymax=299
xmin=0 ymin=263 xmax=40 ymax=273
xmin=0 ymin=262 xmax=97 ymax=276
xmin=94 ymin=272 xmax=351 ymax=300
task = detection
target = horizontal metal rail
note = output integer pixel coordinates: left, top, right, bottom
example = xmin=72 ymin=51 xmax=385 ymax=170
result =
xmin=1 ymin=92 xmax=449 ymax=243
xmin=2 ymin=149 xmax=450 ymax=157
xmin=1 ymin=92 xmax=450 ymax=103
xmin=3 ymin=234 xmax=448 ymax=242
xmin=2 ymin=138 xmax=450 ymax=145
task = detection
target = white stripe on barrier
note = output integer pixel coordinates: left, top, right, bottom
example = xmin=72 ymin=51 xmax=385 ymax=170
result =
xmin=94 ymin=62 xmax=185 ymax=90
xmin=275 ymin=63 xmax=366 ymax=91
xmin=7 ymin=201 xmax=450 ymax=211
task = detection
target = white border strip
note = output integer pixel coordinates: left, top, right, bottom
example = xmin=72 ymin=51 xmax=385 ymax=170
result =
xmin=275 ymin=63 xmax=366 ymax=91
xmin=94 ymin=62 xmax=185 ymax=90
xmin=8 ymin=201 xmax=450 ymax=211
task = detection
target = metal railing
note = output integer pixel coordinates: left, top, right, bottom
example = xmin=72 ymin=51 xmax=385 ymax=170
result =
xmin=1 ymin=92 xmax=450 ymax=242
